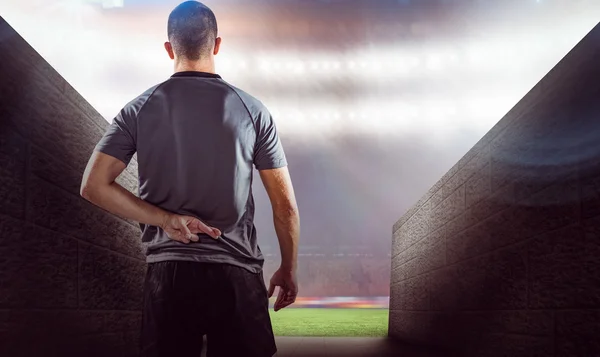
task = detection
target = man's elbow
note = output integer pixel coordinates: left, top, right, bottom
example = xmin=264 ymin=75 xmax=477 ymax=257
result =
xmin=274 ymin=204 xmax=300 ymax=220
xmin=80 ymin=180 xmax=98 ymax=202
xmin=79 ymin=183 xmax=92 ymax=201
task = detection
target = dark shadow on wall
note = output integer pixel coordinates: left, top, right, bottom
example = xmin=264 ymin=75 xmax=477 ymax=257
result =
xmin=0 ymin=16 xmax=145 ymax=357
xmin=388 ymin=22 xmax=600 ymax=357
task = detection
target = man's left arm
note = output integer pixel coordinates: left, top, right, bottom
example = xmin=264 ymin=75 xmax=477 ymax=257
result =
xmin=80 ymin=107 xmax=220 ymax=243
xmin=81 ymin=151 xmax=170 ymax=234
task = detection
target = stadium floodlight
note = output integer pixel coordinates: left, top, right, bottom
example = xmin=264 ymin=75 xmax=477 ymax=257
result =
xmin=101 ymin=0 xmax=124 ymax=8
xmin=82 ymin=0 xmax=124 ymax=8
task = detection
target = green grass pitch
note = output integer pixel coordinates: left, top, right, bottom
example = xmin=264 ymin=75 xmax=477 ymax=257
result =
xmin=269 ymin=308 xmax=389 ymax=337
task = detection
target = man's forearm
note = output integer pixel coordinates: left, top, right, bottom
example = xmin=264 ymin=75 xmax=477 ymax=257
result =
xmin=81 ymin=182 xmax=168 ymax=228
xmin=273 ymin=208 xmax=300 ymax=271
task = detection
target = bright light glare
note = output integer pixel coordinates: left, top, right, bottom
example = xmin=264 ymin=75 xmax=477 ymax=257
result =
xmin=0 ymin=0 xmax=598 ymax=143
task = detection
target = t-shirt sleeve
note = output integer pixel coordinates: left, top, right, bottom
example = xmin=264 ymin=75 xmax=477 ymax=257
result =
xmin=95 ymin=106 xmax=137 ymax=165
xmin=253 ymin=109 xmax=287 ymax=170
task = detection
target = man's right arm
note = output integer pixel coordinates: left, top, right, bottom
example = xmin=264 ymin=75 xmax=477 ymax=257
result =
xmin=259 ymin=167 xmax=300 ymax=272
xmin=247 ymin=101 xmax=299 ymax=309
xmin=259 ymin=166 xmax=300 ymax=311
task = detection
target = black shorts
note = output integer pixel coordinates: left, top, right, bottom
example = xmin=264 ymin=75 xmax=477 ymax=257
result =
xmin=140 ymin=261 xmax=277 ymax=357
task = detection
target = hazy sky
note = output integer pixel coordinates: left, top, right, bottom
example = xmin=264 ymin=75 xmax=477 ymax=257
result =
xmin=2 ymin=0 xmax=599 ymax=255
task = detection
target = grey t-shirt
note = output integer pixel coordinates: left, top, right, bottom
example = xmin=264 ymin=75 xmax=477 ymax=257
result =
xmin=95 ymin=71 xmax=287 ymax=273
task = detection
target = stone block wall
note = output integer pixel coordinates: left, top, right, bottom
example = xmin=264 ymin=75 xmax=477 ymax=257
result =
xmin=0 ymin=17 xmax=145 ymax=357
xmin=388 ymin=23 xmax=600 ymax=357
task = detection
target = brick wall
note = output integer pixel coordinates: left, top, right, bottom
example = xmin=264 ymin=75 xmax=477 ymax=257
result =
xmin=0 ymin=17 xmax=145 ymax=357
xmin=388 ymin=23 xmax=600 ymax=357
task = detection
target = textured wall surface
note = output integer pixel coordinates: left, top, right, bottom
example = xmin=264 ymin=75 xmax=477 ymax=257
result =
xmin=389 ymin=23 xmax=600 ymax=357
xmin=0 ymin=17 xmax=145 ymax=357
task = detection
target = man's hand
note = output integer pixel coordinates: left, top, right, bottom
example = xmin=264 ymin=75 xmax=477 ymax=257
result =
xmin=161 ymin=213 xmax=221 ymax=244
xmin=268 ymin=267 xmax=298 ymax=312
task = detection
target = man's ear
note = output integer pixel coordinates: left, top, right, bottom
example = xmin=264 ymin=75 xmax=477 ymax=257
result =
xmin=164 ymin=42 xmax=175 ymax=60
xmin=213 ymin=37 xmax=222 ymax=55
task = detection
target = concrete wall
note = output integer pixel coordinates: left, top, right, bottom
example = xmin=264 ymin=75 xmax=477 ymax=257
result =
xmin=389 ymin=23 xmax=600 ymax=357
xmin=0 ymin=17 xmax=145 ymax=357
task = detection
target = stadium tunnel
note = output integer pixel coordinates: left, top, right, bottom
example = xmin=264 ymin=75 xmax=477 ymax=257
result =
xmin=1 ymin=11 xmax=600 ymax=357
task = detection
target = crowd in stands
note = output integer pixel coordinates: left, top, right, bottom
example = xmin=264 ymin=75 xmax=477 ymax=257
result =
xmin=262 ymin=255 xmax=391 ymax=297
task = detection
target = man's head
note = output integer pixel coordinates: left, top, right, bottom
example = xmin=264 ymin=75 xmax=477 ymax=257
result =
xmin=165 ymin=1 xmax=221 ymax=62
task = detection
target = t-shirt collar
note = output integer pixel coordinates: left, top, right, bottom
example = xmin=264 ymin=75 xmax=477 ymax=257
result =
xmin=171 ymin=71 xmax=221 ymax=79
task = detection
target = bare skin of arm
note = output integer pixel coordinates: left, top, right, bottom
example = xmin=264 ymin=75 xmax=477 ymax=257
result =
xmin=259 ymin=166 xmax=300 ymax=311
xmin=80 ymin=151 xmax=220 ymax=242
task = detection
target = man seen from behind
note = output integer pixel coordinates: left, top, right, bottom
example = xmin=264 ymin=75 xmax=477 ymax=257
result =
xmin=80 ymin=2 xmax=300 ymax=356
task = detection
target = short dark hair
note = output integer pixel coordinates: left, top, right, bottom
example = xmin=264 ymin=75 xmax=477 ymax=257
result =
xmin=167 ymin=1 xmax=218 ymax=61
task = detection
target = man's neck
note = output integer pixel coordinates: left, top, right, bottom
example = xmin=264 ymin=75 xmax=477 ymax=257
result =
xmin=173 ymin=59 xmax=215 ymax=74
